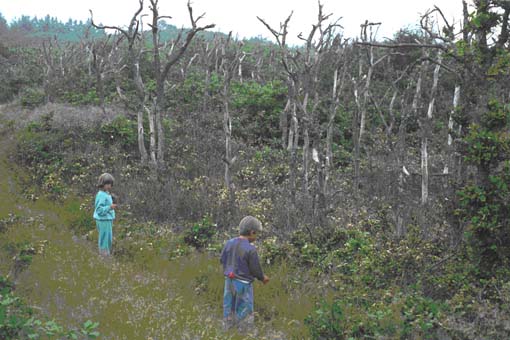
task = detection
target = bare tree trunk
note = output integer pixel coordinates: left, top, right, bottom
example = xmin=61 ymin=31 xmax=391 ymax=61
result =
xmin=155 ymin=87 xmax=165 ymax=164
xmin=134 ymin=61 xmax=149 ymax=163
xmin=444 ymin=85 xmax=460 ymax=175
xmin=287 ymin=101 xmax=299 ymax=151
xmin=219 ymin=35 xmax=241 ymax=212
xmin=147 ymin=101 xmax=157 ymax=164
xmin=149 ymin=0 xmax=215 ymax=166
xmin=303 ymin=126 xmax=310 ymax=194
xmin=352 ymin=30 xmax=376 ymax=196
xmin=352 ymin=85 xmax=362 ymax=194
xmin=421 ymin=52 xmax=441 ymax=205
xmin=326 ymin=69 xmax=339 ymax=172
xmin=395 ymin=93 xmax=409 ymax=238
xmin=412 ymin=59 xmax=425 ymax=207
xmin=137 ymin=108 xmax=148 ymax=163
xmin=41 ymin=40 xmax=57 ymax=103
xmin=201 ymin=39 xmax=217 ymax=112
xmin=89 ymin=38 xmax=115 ymax=115
xmin=325 ymin=57 xmax=346 ymax=195
xmin=238 ymin=53 xmax=246 ymax=83
xmin=223 ymin=86 xmax=236 ymax=208
xmin=90 ymin=47 xmax=106 ymax=113
xmin=203 ymin=67 xmax=211 ymax=111
xmin=359 ymin=55 xmax=373 ymax=144
xmin=91 ymin=1 xmax=149 ymax=163
xmin=421 ymin=137 xmax=429 ymax=204
xmin=280 ymin=98 xmax=290 ymax=148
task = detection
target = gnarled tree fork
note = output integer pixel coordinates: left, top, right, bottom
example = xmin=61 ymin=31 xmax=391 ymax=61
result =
xmin=91 ymin=0 xmax=215 ymax=166
xmin=148 ymin=0 xmax=215 ymax=165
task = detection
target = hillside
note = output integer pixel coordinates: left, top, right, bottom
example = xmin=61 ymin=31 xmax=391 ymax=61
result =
xmin=1 ymin=0 xmax=510 ymax=339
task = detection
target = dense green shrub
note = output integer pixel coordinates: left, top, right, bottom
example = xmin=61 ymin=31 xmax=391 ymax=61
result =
xmin=61 ymin=89 xmax=100 ymax=106
xmin=305 ymin=289 xmax=445 ymax=339
xmin=20 ymin=87 xmax=46 ymax=108
xmin=231 ymin=80 xmax=286 ymax=145
xmin=457 ymin=162 xmax=510 ymax=270
xmin=100 ymin=116 xmax=137 ymax=149
xmin=183 ymin=216 xmax=217 ymax=249
xmin=457 ymin=100 xmax=510 ymax=271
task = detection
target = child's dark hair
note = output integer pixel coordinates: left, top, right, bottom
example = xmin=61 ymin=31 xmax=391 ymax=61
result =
xmin=97 ymin=173 xmax=115 ymax=188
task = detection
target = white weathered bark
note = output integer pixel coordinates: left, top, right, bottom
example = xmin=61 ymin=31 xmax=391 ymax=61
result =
xmin=411 ymin=57 xmax=425 ymax=206
xmin=444 ymin=85 xmax=460 ymax=174
xmin=281 ymin=98 xmax=290 ymax=148
xmin=287 ymin=102 xmax=299 ymax=151
xmin=421 ymin=138 xmax=429 ymax=205
xmin=421 ymin=53 xmax=441 ymax=205
xmin=359 ymin=52 xmax=373 ymax=144
xmin=147 ymin=102 xmax=157 ymax=165
xmin=134 ymin=60 xmax=149 ymax=163
xmin=326 ymin=69 xmax=339 ymax=170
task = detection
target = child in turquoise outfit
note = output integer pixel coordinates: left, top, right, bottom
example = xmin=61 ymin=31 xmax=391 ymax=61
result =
xmin=93 ymin=173 xmax=117 ymax=256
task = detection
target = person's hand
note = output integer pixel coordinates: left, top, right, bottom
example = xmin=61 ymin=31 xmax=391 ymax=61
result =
xmin=110 ymin=204 xmax=118 ymax=210
xmin=262 ymin=275 xmax=269 ymax=284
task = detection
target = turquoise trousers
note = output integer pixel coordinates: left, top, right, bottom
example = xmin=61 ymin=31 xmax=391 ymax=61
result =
xmin=95 ymin=220 xmax=113 ymax=255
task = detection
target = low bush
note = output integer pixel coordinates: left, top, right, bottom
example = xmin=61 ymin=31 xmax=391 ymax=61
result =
xmin=19 ymin=88 xmax=45 ymax=108
xmin=183 ymin=216 xmax=218 ymax=249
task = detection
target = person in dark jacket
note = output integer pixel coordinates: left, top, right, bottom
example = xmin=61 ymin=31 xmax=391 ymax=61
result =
xmin=220 ymin=216 xmax=269 ymax=331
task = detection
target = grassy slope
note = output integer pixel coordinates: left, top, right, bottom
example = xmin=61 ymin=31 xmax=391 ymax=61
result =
xmin=0 ymin=114 xmax=313 ymax=339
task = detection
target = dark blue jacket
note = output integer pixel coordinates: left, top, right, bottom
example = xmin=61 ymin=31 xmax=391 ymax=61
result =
xmin=220 ymin=237 xmax=264 ymax=283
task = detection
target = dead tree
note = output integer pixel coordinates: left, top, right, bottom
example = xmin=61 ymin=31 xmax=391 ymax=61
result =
xmin=421 ymin=51 xmax=441 ymax=206
xmin=260 ymin=3 xmax=342 ymax=228
xmin=86 ymin=34 xmax=123 ymax=114
xmin=258 ymin=13 xmax=298 ymax=154
xmin=197 ymin=35 xmax=220 ymax=112
xmin=218 ymin=33 xmax=242 ymax=213
xmin=351 ymin=21 xmax=386 ymax=196
xmin=325 ymin=37 xmax=348 ymax=196
xmin=92 ymin=0 xmax=214 ymax=166
xmin=298 ymin=5 xmax=343 ymax=225
xmin=91 ymin=0 xmax=149 ymax=163
xmin=41 ymin=39 xmax=58 ymax=103
xmin=444 ymin=85 xmax=460 ymax=176
xmin=258 ymin=12 xmax=301 ymax=230
xmin=41 ymin=37 xmax=82 ymax=103
xmin=148 ymin=0 xmax=214 ymax=165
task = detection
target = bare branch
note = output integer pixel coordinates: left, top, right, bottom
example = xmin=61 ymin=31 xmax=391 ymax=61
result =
xmin=160 ymin=2 xmax=215 ymax=80
xmin=355 ymin=41 xmax=447 ymax=50
xmin=90 ymin=0 xmax=144 ymax=47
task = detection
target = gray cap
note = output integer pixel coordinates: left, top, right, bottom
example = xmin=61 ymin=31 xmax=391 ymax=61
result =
xmin=239 ymin=216 xmax=262 ymax=236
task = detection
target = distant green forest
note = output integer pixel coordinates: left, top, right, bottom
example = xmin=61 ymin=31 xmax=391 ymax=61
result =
xmin=0 ymin=11 xmax=270 ymax=43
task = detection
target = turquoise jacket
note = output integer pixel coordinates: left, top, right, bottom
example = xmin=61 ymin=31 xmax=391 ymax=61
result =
xmin=93 ymin=190 xmax=115 ymax=221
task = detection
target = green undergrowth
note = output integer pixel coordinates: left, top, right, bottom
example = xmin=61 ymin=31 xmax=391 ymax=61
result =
xmin=0 ymin=121 xmax=99 ymax=338
xmin=0 ymin=128 xmax=312 ymax=338
xmin=3 ymin=156 xmax=311 ymax=339
xmin=4 ymin=113 xmax=510 ymax=339
xmin=0 ymin=210 xmax=314 ymax=339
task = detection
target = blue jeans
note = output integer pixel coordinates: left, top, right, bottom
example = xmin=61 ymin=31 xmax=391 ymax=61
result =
xmin=223 ymin=278 xmax=254 ymax=331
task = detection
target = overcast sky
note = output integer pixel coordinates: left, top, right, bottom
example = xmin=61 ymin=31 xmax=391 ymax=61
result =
xmin=1 ymin=0 xmax=465 ymax=44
